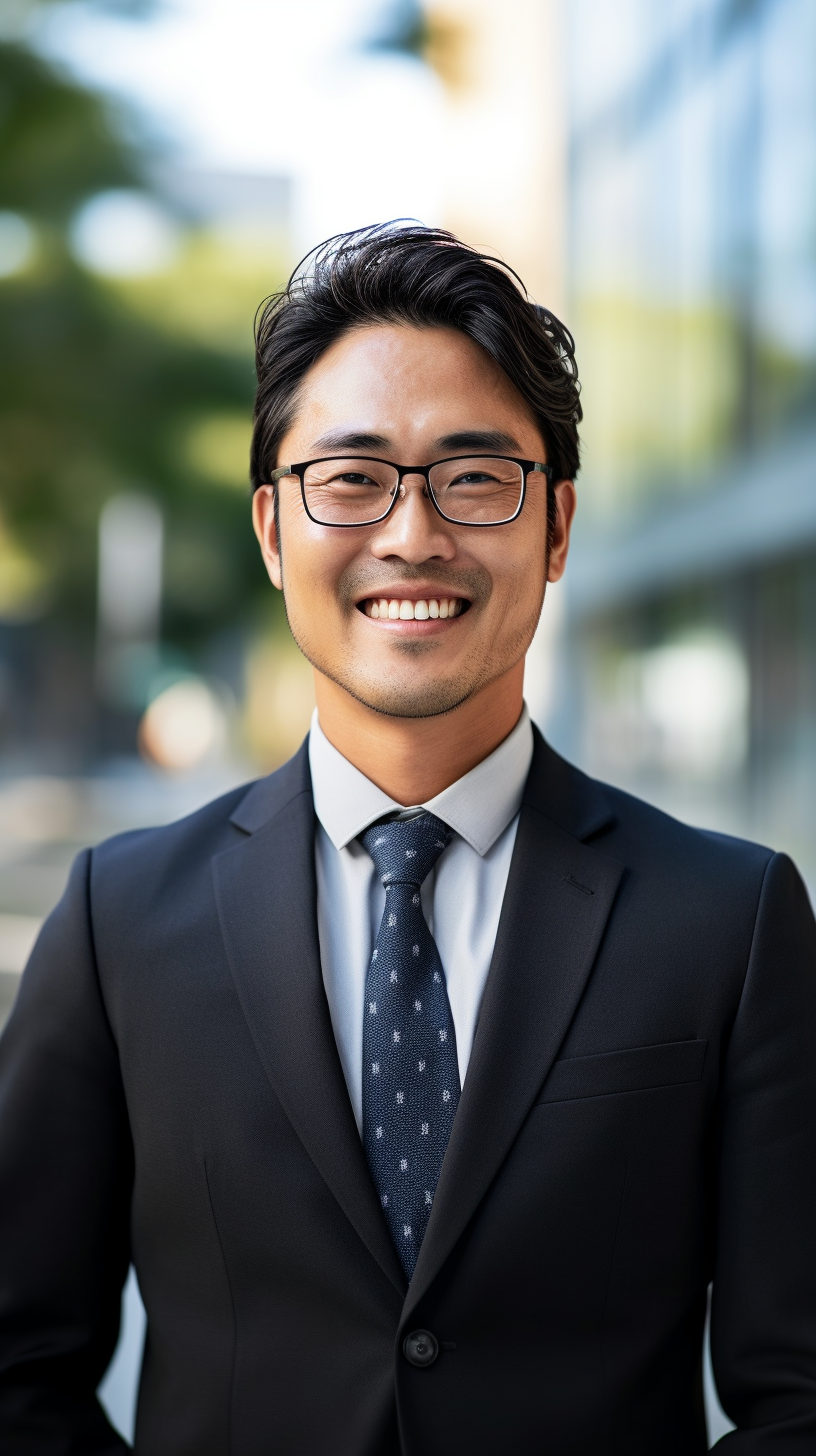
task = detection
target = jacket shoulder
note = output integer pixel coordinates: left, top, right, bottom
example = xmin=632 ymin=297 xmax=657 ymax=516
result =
xmin=572 ymin=765 xmax=789 ymax=954
xmin=90 ymin=737 xmax=312 ymax=885
xmin=598 ymin=775 xmax=775 ymax=877
xmin=92 ymin=779 xmax=252 ymax=873
xmin=531 ymin=728 xmax=776 ymax=891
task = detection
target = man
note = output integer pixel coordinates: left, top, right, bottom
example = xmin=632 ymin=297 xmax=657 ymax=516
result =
xmin=1 ymin=224 xmax=815 ymax=1455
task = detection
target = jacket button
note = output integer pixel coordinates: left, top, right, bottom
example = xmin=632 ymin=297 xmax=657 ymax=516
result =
xmin=403 ymin=1329 xmax=439 ymax=1368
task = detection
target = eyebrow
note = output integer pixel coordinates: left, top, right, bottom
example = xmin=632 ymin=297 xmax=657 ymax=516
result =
xmin=309 ymin=430 xmax=390 ymax=454
xmin=306 ymin=427 xmax=523 ymax=458
xmin=434 ymin=430 xmax=521 ymax=454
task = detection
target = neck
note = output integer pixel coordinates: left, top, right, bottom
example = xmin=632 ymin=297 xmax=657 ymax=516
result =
xmin=313 ymin=662 xmax=525 ymax=804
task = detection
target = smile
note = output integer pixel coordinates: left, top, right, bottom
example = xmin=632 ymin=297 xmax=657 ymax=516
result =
xmin=359 ymin=597 xmax=467 ymax=621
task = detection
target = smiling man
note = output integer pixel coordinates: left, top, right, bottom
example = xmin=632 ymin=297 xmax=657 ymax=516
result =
xmin=2 ymin=225 xmax=816 ymax=1456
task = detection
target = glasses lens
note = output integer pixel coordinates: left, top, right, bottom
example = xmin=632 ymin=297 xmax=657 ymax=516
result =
xmin=302 ymin=458 xmax=398 ymax=525
xmin=429 ymin=457 xmax=524 ymax=524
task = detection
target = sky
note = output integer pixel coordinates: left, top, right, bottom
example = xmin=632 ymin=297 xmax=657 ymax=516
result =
xmin=27 ymin=0 xmax=816 ymax=346
xmin=34 ymin=0 xmax=446 ymax=252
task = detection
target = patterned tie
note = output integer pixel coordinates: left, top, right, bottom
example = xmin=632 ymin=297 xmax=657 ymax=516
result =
xmin=359 ymin=813 xmax=461 ymax=1278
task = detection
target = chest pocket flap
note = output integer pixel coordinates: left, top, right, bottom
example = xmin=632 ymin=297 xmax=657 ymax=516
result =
xmin=536 ymin=1038 xmax=708 ymax=1104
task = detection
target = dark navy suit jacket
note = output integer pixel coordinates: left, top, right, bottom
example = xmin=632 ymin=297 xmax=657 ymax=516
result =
xmin=1 ymin=729 xmax=816 ymax=1454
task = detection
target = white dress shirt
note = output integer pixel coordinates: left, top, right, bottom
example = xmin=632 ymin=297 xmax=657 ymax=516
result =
xmin=309 ymin=705 xmax=534 ymax=1132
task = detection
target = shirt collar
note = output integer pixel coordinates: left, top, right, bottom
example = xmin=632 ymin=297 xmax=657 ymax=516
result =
xmin=308 ymin=704 xmax=533 ymax=858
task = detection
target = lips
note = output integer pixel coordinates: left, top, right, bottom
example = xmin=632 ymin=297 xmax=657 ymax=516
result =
xmin=360 ymin=597 xmax=466 ymax=621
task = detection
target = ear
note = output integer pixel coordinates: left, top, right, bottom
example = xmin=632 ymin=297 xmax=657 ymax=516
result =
xmin=252 ymin=486 xmax=283 ymax=591
xmin=547 ymin=480 xmax=577 ymax=584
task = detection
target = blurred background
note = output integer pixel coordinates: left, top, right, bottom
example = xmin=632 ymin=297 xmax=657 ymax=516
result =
xmin=0 ymin=0 xmax=814 ymax=1445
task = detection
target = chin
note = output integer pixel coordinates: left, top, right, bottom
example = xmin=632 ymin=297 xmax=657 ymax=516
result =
xmin=323 ymin=663 xmax=480 ymax=720
xmin=358 ymin=690 xmax=475 ymax=720
xmin=289 ymin=621 xmax=503 ymax=720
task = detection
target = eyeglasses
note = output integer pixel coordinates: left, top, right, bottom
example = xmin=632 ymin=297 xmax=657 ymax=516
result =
xmin=267 ymin=455 xmax=552 ymax=528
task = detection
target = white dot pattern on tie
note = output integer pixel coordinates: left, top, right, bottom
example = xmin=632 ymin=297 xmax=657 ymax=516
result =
xmin=359 ymin=810 xmax=461 ymax=1279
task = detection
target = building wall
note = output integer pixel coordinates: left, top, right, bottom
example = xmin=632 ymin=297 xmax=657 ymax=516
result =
xmin=558 ymin=0 xmax=816 ymax=890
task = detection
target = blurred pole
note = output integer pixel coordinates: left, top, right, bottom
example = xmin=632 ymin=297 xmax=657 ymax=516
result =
xmin=423 ymin=0 xmax=566 ymax=310
xmin=96 ymin=493 xmax=163 ymax=713
xmin=729 ymin=7 xmax=762 ymax=452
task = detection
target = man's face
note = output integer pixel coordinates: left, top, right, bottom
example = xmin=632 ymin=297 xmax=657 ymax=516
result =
xmin=253 ymin=323 xmax=574 ymax=719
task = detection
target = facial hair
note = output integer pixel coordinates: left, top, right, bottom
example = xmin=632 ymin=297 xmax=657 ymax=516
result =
xmin=281 ymin=558 xmax=543 ymax=720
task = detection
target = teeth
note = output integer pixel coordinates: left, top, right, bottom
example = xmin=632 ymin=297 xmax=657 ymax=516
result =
xmin=364 ymin=597 xmax=463 ymax=620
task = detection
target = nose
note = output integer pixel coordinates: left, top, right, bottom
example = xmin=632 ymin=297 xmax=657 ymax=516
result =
xmin=368 ymin=472 xmax=456 ymax=565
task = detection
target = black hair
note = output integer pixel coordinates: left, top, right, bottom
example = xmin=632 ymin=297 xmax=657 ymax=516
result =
xmin=251 ymin=222 xmax=581 ymax=542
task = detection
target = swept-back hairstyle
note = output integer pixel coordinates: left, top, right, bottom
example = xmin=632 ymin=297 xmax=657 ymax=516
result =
xmin=250 ymin=223 xmax=581 ymax=536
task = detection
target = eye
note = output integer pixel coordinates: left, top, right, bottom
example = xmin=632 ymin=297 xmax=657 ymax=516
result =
xmin=449 ymin=470 xmax=497 ymax=487
xmin=333 ymin=471 xmax=381 ymax=487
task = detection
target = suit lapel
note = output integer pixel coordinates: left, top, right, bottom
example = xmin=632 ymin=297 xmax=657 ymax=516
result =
xmin=212 ymin=745 xmax=405 ymax=1296
xmin=213 ymin=732 xmax=623 ymax=1312
xmin=405 ymin=733 xmax=623 ymax=1316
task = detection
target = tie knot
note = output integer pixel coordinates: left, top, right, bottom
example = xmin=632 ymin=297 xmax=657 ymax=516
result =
xmin=360 ymin=812 xmax=451 ymax=888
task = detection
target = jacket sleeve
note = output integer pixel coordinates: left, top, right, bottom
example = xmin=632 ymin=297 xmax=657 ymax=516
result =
xmin=0 ymin=849 xmax=133 ymax=1454
xmin=712 ymin=851 xmax=816 ymax=1449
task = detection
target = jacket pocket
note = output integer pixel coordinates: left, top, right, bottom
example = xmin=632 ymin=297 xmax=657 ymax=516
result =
xmin=536 ymin=1038 xmax=707 ymax=1104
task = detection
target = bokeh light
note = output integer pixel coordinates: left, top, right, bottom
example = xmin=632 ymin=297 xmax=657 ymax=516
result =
xmin=70 ymin=190 xmax=180 ymax=277
xmin=138 ymin=678 xmax=228 ymax=772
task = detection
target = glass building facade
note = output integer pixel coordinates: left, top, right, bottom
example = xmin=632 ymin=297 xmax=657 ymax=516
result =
xmin=558 ymin=0 xmax=816 ymax=888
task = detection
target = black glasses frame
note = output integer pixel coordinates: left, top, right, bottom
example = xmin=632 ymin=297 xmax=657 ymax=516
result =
xmin=266 ymin=455 xmax=553 ymax=528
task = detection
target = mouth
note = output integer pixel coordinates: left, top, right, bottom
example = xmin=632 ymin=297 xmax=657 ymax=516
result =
xmin=357 ymin=595 xmax=469 ymax=622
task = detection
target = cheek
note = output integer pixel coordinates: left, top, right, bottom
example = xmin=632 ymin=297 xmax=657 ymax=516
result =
xmin=280 ymin=523 xmax=358 ymax=621
xmin=484 ymin=537 xmax=545 ymax=617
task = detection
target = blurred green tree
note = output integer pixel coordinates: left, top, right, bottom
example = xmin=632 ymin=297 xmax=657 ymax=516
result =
xmin=0 ymin=35 xmax=267 ymax=652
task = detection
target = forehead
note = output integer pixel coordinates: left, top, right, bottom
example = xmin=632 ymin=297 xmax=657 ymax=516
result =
xmin=288 ymin=323 xmax=540 ymax=445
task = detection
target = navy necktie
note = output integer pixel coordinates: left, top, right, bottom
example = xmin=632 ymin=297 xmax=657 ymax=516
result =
xmin=359 ymin=813 xmax=461 ymax=1278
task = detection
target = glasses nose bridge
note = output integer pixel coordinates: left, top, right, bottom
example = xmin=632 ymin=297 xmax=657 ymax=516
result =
xmin=395 ymin=465 xmax=432 ymax=502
